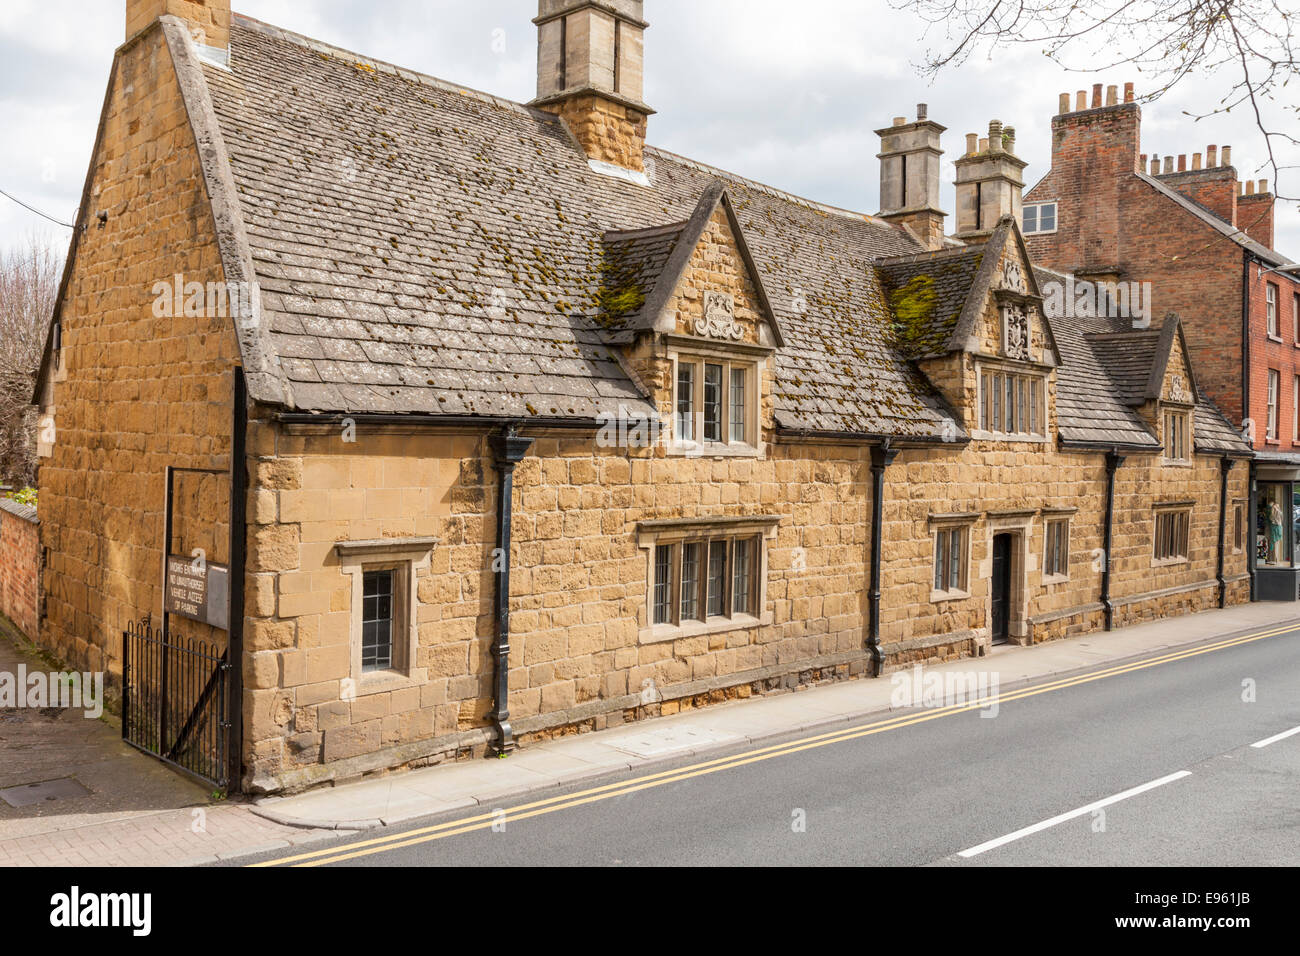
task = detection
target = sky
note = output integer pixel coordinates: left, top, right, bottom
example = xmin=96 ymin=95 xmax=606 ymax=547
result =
xmin=1 ymin=0 xmax=1296 ymax=259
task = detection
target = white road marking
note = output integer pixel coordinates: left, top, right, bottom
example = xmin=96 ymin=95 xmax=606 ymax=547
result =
xmin=957 ymin=770 xmax=1193 ymax=859
xmin=1251 ymin=725 xmax=1300 ymax=749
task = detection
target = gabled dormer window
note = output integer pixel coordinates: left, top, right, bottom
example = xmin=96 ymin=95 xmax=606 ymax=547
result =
xmin=978 ymin=366 xmax=1046 ymax=438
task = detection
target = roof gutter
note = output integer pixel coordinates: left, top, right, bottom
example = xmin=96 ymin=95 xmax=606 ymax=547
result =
xmin=776 ymin=426 xmax=970 ymax=448
xmin=274 ymin=411 xmax=604 ymax=431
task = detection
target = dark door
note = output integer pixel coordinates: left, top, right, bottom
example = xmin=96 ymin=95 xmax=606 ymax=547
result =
xmin=991 ymin=533 xmax=1013 ymax=645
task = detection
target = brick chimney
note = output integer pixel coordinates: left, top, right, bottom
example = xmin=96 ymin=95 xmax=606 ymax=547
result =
xmin=531 ymin=0 xmax=654 ymax=174
xmin=876 ymin=105 xmax=947 ymax=250
xmin=1042 ymin=82 xmax=1141 ymax=275
xmin=1238 ymin=180 xmax=1274 ymax=248
xmin=126 ymin=0 xmax=230 ymax=52
xmin=1153 ymin=143 xmax=1238 ymax=228
xmin=953 ymin=119 xmax=1027 ymax=242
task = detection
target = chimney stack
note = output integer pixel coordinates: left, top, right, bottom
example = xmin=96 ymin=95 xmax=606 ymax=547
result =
xmin=126 ymin=0 xmax=230 ymax=52
xmin=1238 ymin=178 xmax=1275 ymax=247
xmin=531 ymin=0 xmax=653 ymax=173
xmin=953 ymin=117 xmax=1027 ymax=242
xmin=876 ymin=104 xmax=947 ymax=250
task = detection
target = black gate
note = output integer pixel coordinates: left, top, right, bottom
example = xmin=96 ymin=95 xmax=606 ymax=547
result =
xmin=122 ymin=618 xmax=230 ymax=789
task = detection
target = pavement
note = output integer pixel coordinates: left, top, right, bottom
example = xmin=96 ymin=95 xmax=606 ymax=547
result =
xmin=2 ymin=599 xmax=1297 ymax=866
xmin=0 ymin=619 xmax=343 ymax=866
xmin=250 ymin=600 xmax=1300 ymax=835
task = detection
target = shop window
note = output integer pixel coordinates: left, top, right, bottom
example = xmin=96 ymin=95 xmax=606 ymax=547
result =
xmin=1256 ymin=483 xmax=1291 ymax=567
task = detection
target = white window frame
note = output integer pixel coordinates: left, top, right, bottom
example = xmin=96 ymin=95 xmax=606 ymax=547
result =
xmin=1266 ymin=282 xmax=1279 ymax=338
xmin=1267 ymin=368 xmax=1280 ymax=439
xmin=1022 ymin=201 xmax=1058 ymax=235
xmin=1294 ymin=375 xmax=1299 ymax=443
xmin=670 ymin=351 xmax=761 ymax=457
xmin=335 ymin=537 xmax=435 ymax=696
xmin=637 ymin=517 xmax=778 ymax=643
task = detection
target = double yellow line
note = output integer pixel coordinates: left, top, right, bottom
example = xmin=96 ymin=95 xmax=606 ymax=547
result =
xmin=252 ymin=622 xmax=1297 ymax=867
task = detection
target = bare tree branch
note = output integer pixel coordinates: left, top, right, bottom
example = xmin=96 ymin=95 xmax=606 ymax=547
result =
xmin=0 ymin=233 xmax=62 ymax=487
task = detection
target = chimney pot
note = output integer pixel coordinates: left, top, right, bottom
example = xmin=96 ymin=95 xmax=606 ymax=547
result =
xmin=1106 ymin=84 xmax=1118 ymax=106
xmin=1091 ymin=83 xmax=1102 ymax=108
xmin=965 ymin=133 xmax=979 ymax=156
xmin=1260 ymin=179 xmax=1268 ymax=193
xmin=1245 ymin=180 xmax=1255 ymax=196
xmin=1207 ymin=145 xmax=1218 ymax=166
xmin=978 ymin=137 xmax=989 ymax=153
xmin=1238 ymin=182 xmax=1244 ymax=197
xmin=988 ymin=120 xmax=1003 ymax=152
xmin=893 ymin=116 xmax=906 ymax=127
xmin=1123 ymin=82 xmax=1135 ymax=103
xmin=1192 ymin=152 xmax=1202 ymax=170
xmin=1178 ymin=154 xmax=1187 ymax=172
xmin=917 ymin=103 xmax=928 ymax=121
xmin=1059 ymin=93 xmax=1071 ymax=114
xmin=1076 ymin=90 xmax=1088 ymax=111
xmin=1163 ymin=156 xmax=1173 ymax=174
xmin=1222 ymin=145 xmax=1232 ymax=166
xmin=1151 ymin=156 xmax=1160 ymax=175
xmin=1004 ymin=126 xmax=1016 ymax=152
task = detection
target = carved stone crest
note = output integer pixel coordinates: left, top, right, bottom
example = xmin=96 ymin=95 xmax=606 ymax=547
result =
xmin=1168 ymin=374 xmax=1191 ymax=404
xmin=695 ymin=291 xmax=744 ymax=341
xmin=998 ymin=258 xmax=1027 ymax=294
xmin=1002 ymin=304 xmax=1031 ymax=360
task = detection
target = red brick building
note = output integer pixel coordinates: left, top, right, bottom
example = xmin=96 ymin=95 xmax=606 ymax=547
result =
xmin=1022 ymin=82 xmax=1300 ymax=599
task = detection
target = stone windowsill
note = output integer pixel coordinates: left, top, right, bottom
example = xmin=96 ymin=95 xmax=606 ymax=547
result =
xmin=667 ymin=439 xmax=762 ymax=459
xmin=1150 ymin=556 xmax=1189 ymax=569
xmin=930 ymin=587 xmax=971 ymax=604
xmin=1160 ymin=458 xmax=1193 ymax=468
xmin=640 ymin=611 xmax=770 ymax=645
xmin=1041 ymin=572 xmax=1070 ymax=586
xmin=353 ymin=667 xmax=426 ymax=698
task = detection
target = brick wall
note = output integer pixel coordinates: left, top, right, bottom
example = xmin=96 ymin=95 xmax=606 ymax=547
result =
xmin=0 ymin=500 xmax=40 ymax=639
xmin=1025 ymin=99 xmax=1300 ymax=445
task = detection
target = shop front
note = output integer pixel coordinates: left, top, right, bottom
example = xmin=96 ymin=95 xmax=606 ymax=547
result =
xmin=1253 ymin=454 xmax=1300 ymax=601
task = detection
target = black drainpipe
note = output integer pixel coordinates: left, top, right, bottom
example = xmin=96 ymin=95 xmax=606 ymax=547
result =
xmin=1248 ymin=457 xmax=1258 ymax=601
xmin=1217 ymin=456 xmax=1233 ymax=608
xmin=489 ymin=424 xmax=534 ymax=755
xmin=868 ymin=440 xmax=898 ymax=676
xmin=1101 ymin=449 xmax=1125 ymax=630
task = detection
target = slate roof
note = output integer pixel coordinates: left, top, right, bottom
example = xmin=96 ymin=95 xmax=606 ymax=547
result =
xmin=158 ymin=14 xmax=1248 ymax=455
xmin=194 ymin=15 xmax=965 ymax=438
xmin=875 ymin=245 xmax=985 ymax=358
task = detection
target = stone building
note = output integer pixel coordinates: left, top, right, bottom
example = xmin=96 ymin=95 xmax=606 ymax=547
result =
xmin=1021 ymin=84 xmax=1300 ymax=599
xmin=32 ymin=0 xmax=1250 ymax=793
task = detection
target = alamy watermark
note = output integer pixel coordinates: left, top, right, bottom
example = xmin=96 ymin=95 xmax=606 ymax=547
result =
xmin=0 ymin=665 xmax=104 ymax=719
xmin=1040 ymin=276 xmax=1153 ymax=328
xmin=890 ymin=665 xmax=1000 ymax=717
xmin=151 ymin=274 xmax=258 ymax=320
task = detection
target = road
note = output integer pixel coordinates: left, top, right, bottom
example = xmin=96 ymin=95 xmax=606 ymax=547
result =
xmin=246 ymin=626 xmax=1300 ymax=867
